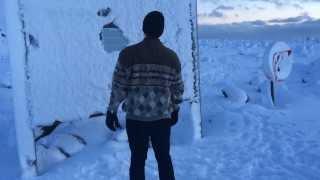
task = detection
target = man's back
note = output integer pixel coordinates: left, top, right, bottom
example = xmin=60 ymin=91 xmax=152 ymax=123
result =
xmin=108 ymin=37 xmax=184 ymax=121
xmin=125 ymin=38 xmax=180 ymax=70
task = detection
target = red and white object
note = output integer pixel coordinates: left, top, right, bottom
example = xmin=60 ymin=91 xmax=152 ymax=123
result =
xmin=264 ymin=42 xmax=293 ymax=82
xmin=263 ymin=42 xmax=293 ymax=106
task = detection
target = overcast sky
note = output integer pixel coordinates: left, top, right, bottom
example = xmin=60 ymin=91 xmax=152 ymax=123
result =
xmin=198 ymin=0 xmax=320 ymax=25
xmin=0 ymin=0 xmax=319 ymax=39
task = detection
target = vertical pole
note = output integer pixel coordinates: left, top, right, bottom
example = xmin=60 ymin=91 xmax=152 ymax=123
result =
xmin=189 ymin=0 xmax=202 ymax=140
xmin=5 ymin=0 xmax=37 ymax=176
xmin=270 ymin=81 xmax=276 ymax=106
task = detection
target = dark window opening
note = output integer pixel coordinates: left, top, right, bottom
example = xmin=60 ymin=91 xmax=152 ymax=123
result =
xmin=28 ymin=34 xmax=39 ymax=48
xmin=97 ymin=8 xmax=111 ymax=17
xmin=100 ymin=22 xmax=129 ymax=53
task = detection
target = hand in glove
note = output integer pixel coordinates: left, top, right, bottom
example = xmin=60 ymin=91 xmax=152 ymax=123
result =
xmin=171 ymin=109 xmax=179 ymax=126
xmin=106 ymin=111 xmax=122 ymax=131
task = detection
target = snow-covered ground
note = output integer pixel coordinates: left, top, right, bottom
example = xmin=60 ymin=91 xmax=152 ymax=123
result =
xmin=1 ymin=37 xmax=320 ymax=179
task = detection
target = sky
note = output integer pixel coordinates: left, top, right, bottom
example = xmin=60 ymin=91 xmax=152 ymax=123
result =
xmin=0 ymin=0 xmax=319 ymax=40
xmin=198 ymin=0 xmax=320 ymax=25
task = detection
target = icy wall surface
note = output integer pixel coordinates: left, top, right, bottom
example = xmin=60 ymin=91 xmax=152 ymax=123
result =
xmin=0 ymin=28 xmax=10 ymax=88
xmin=19 ymin=0 xmax=195 ymax=125
xmin=0 ymin=27 xmax=8 ymax=61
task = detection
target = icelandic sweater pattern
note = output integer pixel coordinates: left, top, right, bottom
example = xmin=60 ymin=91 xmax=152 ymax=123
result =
xmin=108 ymin=38 xmax=184 ymax=121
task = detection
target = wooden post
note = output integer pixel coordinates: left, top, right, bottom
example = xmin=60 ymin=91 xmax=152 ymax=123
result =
xmin=270 ymin=81 xmax=276 ymax=106
xmin=189 ymin=0 xmax=202 ymax=140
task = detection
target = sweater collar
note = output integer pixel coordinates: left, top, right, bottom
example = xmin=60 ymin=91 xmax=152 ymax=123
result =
xmin=143 ymin=37 xmax=162 ymax=44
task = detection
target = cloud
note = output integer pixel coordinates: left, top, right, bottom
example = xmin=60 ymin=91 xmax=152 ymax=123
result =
xmin=272 ymin=0 xmax=285 ymax=8
xmin=268 ymin=13 xmax=314 ymax=24
xmin=198 ymin=5 xmax=234 ymax=18
xmin=208 ymin=10 xmax=224 ymax=18
xmin=198 ymin=9 xmax=225 ymax=18
xmin=230 ymin=20 xmax=267 ymax=26
xmin=199 ymin=0 xmax=320 ymax=3
xmin=198 ymin=0 xmax=318 ymax=24
xmin=198 ymin=19 xmax=320 ymax=40
xmin=199 ymin=0 xmax=318 ymax=11
xmin=198 ymin=0 xmax=222 ymax=5
xmin=255 ymin=6 xmax=266 ymax=10
xmin=293 ymin=3 xmax=303 ymax=10
xmin=250 ymin=20 xmax=267 ymax=26
xmin=216 ymin=5 xmax=235 ymax=11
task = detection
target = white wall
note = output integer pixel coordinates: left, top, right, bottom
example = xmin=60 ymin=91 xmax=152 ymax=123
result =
xmin=7 ymin=1 xmax=200 ymax=175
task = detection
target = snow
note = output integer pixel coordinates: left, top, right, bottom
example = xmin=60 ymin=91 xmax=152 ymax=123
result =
xmin=220 ymin=83 xmax=249 ymax=106
xmin=2 ymin=36 xmax=320 ymax=179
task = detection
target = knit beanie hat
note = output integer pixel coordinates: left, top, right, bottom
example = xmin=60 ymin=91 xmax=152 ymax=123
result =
xmin=143 ymin=11 xmax=165 ymax=38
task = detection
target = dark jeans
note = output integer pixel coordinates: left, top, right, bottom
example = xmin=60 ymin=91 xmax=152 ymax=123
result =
xmin=126 ymin=119 xmax=175 ymax=180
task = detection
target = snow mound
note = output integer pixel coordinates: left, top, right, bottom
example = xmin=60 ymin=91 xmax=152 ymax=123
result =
xmin=221 ymin=83 xmax=249 ymax=105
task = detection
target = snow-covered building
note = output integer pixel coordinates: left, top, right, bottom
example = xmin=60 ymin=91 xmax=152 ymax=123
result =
xmin=5 ymin=0 xmax=201 ymax=176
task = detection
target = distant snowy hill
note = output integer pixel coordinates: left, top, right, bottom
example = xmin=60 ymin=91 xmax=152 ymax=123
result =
xmin=199 ymin=20 xmax=320 ymax=40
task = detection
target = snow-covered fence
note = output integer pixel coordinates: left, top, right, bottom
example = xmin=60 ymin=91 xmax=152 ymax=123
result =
xmin=5 ymin=0 xmax=201 ymax=176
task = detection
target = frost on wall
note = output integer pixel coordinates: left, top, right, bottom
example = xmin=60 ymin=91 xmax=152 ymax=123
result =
xmin=0 ymin=27 xmax=11 ymax=89
xmin=8 ymin=0 xmax=199 ymax=175
xmin=18 ymin=0 xmax=197 ymax=126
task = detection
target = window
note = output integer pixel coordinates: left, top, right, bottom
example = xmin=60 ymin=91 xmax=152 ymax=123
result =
xmin=100 ymin=22 xmax=129 ymax=53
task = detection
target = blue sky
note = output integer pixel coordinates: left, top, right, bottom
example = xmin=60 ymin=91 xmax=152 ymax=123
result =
xmin=198 ymin=0 xmax=320 ymax=25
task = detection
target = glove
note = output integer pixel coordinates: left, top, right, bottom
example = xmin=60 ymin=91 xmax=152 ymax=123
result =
xmin=106 ymin=111 xmax=122 ymax=131
xmin=170 ymin=109 xmax=179 ymax=126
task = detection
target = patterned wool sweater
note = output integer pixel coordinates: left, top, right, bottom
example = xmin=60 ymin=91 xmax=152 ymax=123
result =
xmin=107 ymin=38 xmax=184 ymax=121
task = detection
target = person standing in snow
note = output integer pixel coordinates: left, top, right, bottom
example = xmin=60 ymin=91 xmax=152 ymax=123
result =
xmin=105 ymin=11 xmax=184 ymax=180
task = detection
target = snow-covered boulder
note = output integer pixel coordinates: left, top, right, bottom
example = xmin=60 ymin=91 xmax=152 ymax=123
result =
xmin=221 ymin=83 xmax=249 ymax=105
xmin=37 ymin=145 xmax=67 ymax=173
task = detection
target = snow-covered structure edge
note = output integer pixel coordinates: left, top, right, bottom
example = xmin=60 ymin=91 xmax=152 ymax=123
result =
xmin=5 ymin=0 xmax=201 ymax=176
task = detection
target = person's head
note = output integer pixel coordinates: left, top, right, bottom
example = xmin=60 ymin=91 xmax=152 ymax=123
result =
xmin=143 ymin=11 xmax=165 ymax=39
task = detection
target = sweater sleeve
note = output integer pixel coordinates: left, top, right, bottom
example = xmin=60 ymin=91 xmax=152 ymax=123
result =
xmin=170 ymin=57 xmax=184 ymax=111
xmin=107 ymin=50 xmax=129 ymax=113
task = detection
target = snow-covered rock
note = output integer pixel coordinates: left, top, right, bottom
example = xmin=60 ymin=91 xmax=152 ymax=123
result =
xmin=221 ymin=83 xmax=249 ymax=105
xmin=37 ymin=145 xmax=67 ymax=173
